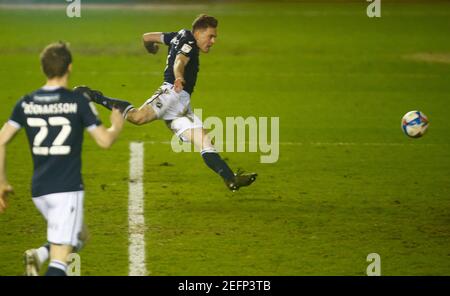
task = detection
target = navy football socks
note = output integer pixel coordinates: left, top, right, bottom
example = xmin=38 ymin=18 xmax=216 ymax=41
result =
xmin=201 ymin=152 xmax=234 ymax=182
xmin=96 ymin=94 xmax=134 ymax=115
xmin=45 ymin=260 xmax=67 ymax=276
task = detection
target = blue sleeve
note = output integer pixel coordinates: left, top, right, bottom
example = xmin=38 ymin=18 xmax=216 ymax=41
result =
xmin=162 ymin=32 xmax=177 ymax=46
xmin=78 ymin=97 xmax=102 ymax=130
xmin=9 ymin=99 xmax=25 ymax=128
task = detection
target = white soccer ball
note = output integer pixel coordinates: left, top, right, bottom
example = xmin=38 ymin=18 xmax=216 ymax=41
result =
xmin=401 ymin=111 xmax=429 ymax=138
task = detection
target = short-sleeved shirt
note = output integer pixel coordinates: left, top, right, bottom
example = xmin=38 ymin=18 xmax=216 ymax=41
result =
xmin=162 ymin=29 xmax=200 ymax=95
xmin=8 ymin=86 xmax=102 ymax=197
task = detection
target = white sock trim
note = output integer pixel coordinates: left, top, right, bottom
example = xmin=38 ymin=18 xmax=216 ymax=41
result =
xmin=123 ymin=105 xmax=135 ymax=119
xmin=49 ymin=260 xmax=67 ymax=272
xmin=200 ymin=148 xmax=217 ymax=155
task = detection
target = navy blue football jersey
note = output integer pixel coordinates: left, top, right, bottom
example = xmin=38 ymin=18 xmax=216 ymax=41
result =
xmin=163 ymin=29 xmax=199 ymax=95
xmin=9 ymin=86 xmax=102 ymax=197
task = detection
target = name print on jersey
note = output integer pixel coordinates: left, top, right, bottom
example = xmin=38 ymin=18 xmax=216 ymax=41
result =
xmin=22 ymin=102 xmax=78 ymax=116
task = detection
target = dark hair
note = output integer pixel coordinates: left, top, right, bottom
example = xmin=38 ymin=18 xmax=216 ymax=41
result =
xmin=40 ymin=42 xmax=72 ymax=78
xmin=192 ymin=14 xmax=218 ymax=32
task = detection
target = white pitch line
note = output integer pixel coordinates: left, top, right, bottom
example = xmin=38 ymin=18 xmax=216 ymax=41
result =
xmin=128 ymin=142 xmax=147 ymax=276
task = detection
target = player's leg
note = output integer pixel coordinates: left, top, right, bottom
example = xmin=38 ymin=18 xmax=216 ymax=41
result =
xmin=73 ymin=84 xmax=175 ymax=125
xmin=127 ymin=84 xmax=180 ymax=125
xmin=183 ymin=127 xmax=234 ymax=180
xmin=183 ymin=127 xmax=257 ymax=191
xmin=171 ymin=114 xmax=257 ymax=191
xmin=25 ymin=197 xmax=53 ymax=276
xmin=45 ymin=244 xmax=73 ymax=276
xmin=125 ymin=103 xmax=158 ymax=125
xmin=76 ymin=85 xmax=157 ymax=125
xmin=24 ymin=225 xmax=87 ymax=276
xmin=23 ymin=243 xmax=50 ymax=276
xmin=42 ymin=191 xmax=84 ymax=276
xmin=73 ymin=86 xmax=134 ymax=116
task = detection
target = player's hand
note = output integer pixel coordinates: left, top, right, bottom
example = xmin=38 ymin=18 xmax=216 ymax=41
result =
xmin=150 ymin=44 xmax=159 ymax=54
xmin=110 ymin=108 xmax=125 ymax=131
xmin=174 ymin=78 xmax=185 ymax=93
xmin=144 ymin=42 xmax=159 ymax=55
xmin=0 ymin=182 xmax=13 ymax=213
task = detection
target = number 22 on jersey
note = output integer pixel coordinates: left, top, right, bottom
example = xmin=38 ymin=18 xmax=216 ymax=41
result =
xmin=27 ymin=116 xmax=72 ymax=156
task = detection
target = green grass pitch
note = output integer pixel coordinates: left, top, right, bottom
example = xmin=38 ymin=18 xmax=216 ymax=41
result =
xmin=0 ymin=1 xmax=449 ymax=275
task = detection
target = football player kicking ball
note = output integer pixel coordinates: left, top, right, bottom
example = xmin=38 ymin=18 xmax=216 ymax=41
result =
xmin=0 ymin=42 xmax=124 ymax=276
xmin=74 ymin=14 xmax=257 ymax=192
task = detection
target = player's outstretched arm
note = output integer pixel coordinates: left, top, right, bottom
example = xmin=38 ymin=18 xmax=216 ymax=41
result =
xmin=88 ymin=109 xmax=125 ymax=149
xmin=142 ymin=32 xmax=163 ymax=54
xmin=173 ymin=54 xmax=190 ymax=93
xmin=0 ymin=122 xmax=19 ymax=213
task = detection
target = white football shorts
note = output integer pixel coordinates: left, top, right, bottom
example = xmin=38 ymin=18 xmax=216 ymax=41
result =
xmin=32 ymin=191 xmax=84 ymax=248
xmin=145 ymin=82 xmax=203 ymax=141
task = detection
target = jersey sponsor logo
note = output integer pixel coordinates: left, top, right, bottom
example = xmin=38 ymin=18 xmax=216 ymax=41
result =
xmin=180 ymin=43 xmax=192 ymax=54
xmin=22 ymin=102 xmax=78 ymax=115
xmin=33 ymin=94 xmax=60 ymax=103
